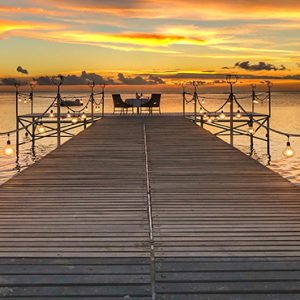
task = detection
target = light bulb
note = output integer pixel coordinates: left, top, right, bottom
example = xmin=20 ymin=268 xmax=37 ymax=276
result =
xmin=253 ymin=99 xmax=259 ymax=104
xmin=236 ymin=110 xmax=242 ymax=119
xmin=203 ymin=113 xmax=208 ymax=120
xmin=201 ymin=100 xmax=205 ymax=104
xmin=95 ymin=106 xmax=100 ymax=112
xmin=199 ymin=108 xmax=204 ymax=114
xmin=37 ymin=123 xmax=45 ymax=134
xmin=66 ymin=111 xmax=71 ymax=118
xmin=71 ymin=116 xmax=78 ymax=124
xmin=49 ymin=109 xmax=55 ymax=118
xmin=18 ymin=97 xmax=22 ymax=103
xmin=219 ymin=111 xmax=226 ymax=120
xmin=4 ymin=140 xmax=14 ymax=156
xmin=283 ymin=141 xmax=295 ymax=158
xmin=81 ymin=113 xmax=87 ymax=120
xmin=248 ymin=126 xmax=254 ymax=135
xmin=24 ymin=99 xmax=27 ymax=104
xmin=23 ymin=132 xmax=30 ymax=142
xmin=207 ymin=117 xmax=213 ymax=123
xmin=85 ymin=107 xmax=89 ymax=112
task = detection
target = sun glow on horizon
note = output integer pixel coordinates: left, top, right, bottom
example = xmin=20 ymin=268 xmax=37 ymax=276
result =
xmin=0 ymin=0 xmax=300 ymax=89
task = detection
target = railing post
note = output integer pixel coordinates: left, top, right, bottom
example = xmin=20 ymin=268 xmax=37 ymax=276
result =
xmin=226 ymin=75 xmax=238 ymax=146
xmin=229 ymin=85 xmax=234 ymax=145
xmin=266 ymin=116 xmax=271 ymax=161
xmin=15 ymin=83 xmax=19 ymax=157
xmin=55 ymin=76 xmax=64 ymax=147
xmin=193 ymin=81 xmax=197 ymax=123
xmin=30 ymin=82 xmax=36 ymax=115
xmin=102 ymin=84 xmax=105 ymax=118
xmin=267 ymin=82 xmax=272 ymax=117
xmin=89 ymin=81 xmax=95 ymax=123
xmin=32 ymin=117 xmax=35 ymax=150
xmin=182 ymin=84 xmax=186 ymax=117
xmin=251 ymin=84 xmax=256 ymax=114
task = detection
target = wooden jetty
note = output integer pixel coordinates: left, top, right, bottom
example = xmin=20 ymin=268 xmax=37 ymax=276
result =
xmin=0 ymin=116 xmax=300 ymax=299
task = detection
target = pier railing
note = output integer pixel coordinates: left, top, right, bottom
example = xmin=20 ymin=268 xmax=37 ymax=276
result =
xmin=1 ymin=77 xmax=105 ymax=158
xmin=1 ymin=75 xmax=299 ymax=160
xmin=181 ymin=76 xmax=300 ymax=159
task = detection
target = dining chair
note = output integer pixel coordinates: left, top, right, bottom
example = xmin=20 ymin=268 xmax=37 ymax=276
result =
xmin=141 ymin=94 xmax=161 ymax=114
xmin=112 ymin=94 xmax=134 ymax=114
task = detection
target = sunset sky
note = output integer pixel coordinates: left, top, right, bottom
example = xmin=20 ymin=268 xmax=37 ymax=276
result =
xmin=1 ymin=0 xmax=300 ymax=86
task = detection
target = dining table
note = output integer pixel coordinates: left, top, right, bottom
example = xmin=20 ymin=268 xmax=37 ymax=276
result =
xmin=125 ymin=97 xmax=150 ymax=114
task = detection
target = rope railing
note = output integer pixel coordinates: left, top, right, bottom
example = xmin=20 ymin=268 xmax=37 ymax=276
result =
xmin=0 ymin=97 xmax=57 ymax=137
xmin=1 ymin=79 xmax=106 ymax=157
xmin=234 ymin=96 xmax=300 ymax=138
xmin=182 ymin=78 xmax=299 ymax=158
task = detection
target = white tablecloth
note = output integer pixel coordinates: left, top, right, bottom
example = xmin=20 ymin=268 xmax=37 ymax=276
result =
xmin=125 ymin=98 xmax=149 ymax=107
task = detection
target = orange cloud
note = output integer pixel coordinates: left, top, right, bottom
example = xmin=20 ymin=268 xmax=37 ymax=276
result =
xmin=0 ymin=19 xmax=65 ymax=38
xmin=45 ymin=0 xmax=300 ymax=20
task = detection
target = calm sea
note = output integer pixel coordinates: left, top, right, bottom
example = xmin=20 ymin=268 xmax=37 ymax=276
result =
xmin=0 ymin=91 xmax=299 ymax=186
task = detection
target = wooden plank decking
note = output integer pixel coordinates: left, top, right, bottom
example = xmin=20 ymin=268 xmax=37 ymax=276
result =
xmin=0 ymin=116 xmax=300 ymax=299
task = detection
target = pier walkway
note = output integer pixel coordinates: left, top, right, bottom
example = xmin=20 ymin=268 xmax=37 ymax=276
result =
xmin=0 ymin=116 xmax=300 ymax=299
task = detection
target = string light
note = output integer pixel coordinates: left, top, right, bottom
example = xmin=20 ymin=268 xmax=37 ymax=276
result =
xmin=37 ymin=123 xmax=46 ymax=134
xmin=66 ymin=111 xmax=71 ymax=118
xmin=248 ymin=121 xmax=254 ymax=135
xmin=199 ymin=107 xmax=204 ymax=114
xmin=219 ymin=111 xmax=226 ymax=120
xmin=283 ymin=137 xmax=295 ymax=158
xmin=236 ymin=109 xmax=242 ymax=119
xmin=71 ymin=116 xmax=78 ymax=124
xmin=49 ymin=109 xmax=55 ymax=118
xmin=3 ymin=134 xmax=14 ymax=156
xmin=85 ymin=107 xmax=89 ymax=112
xmin=23 ymin=132 xmax=30 ymax=142
xmin=81 ymin=112 xmax=87 ymax=120
xmin=95 ymin=105 xmax=101 ymax=112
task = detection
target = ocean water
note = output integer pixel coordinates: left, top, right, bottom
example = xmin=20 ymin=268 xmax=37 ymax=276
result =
xmin=0 ymin=90 xmax=299 ymax=186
